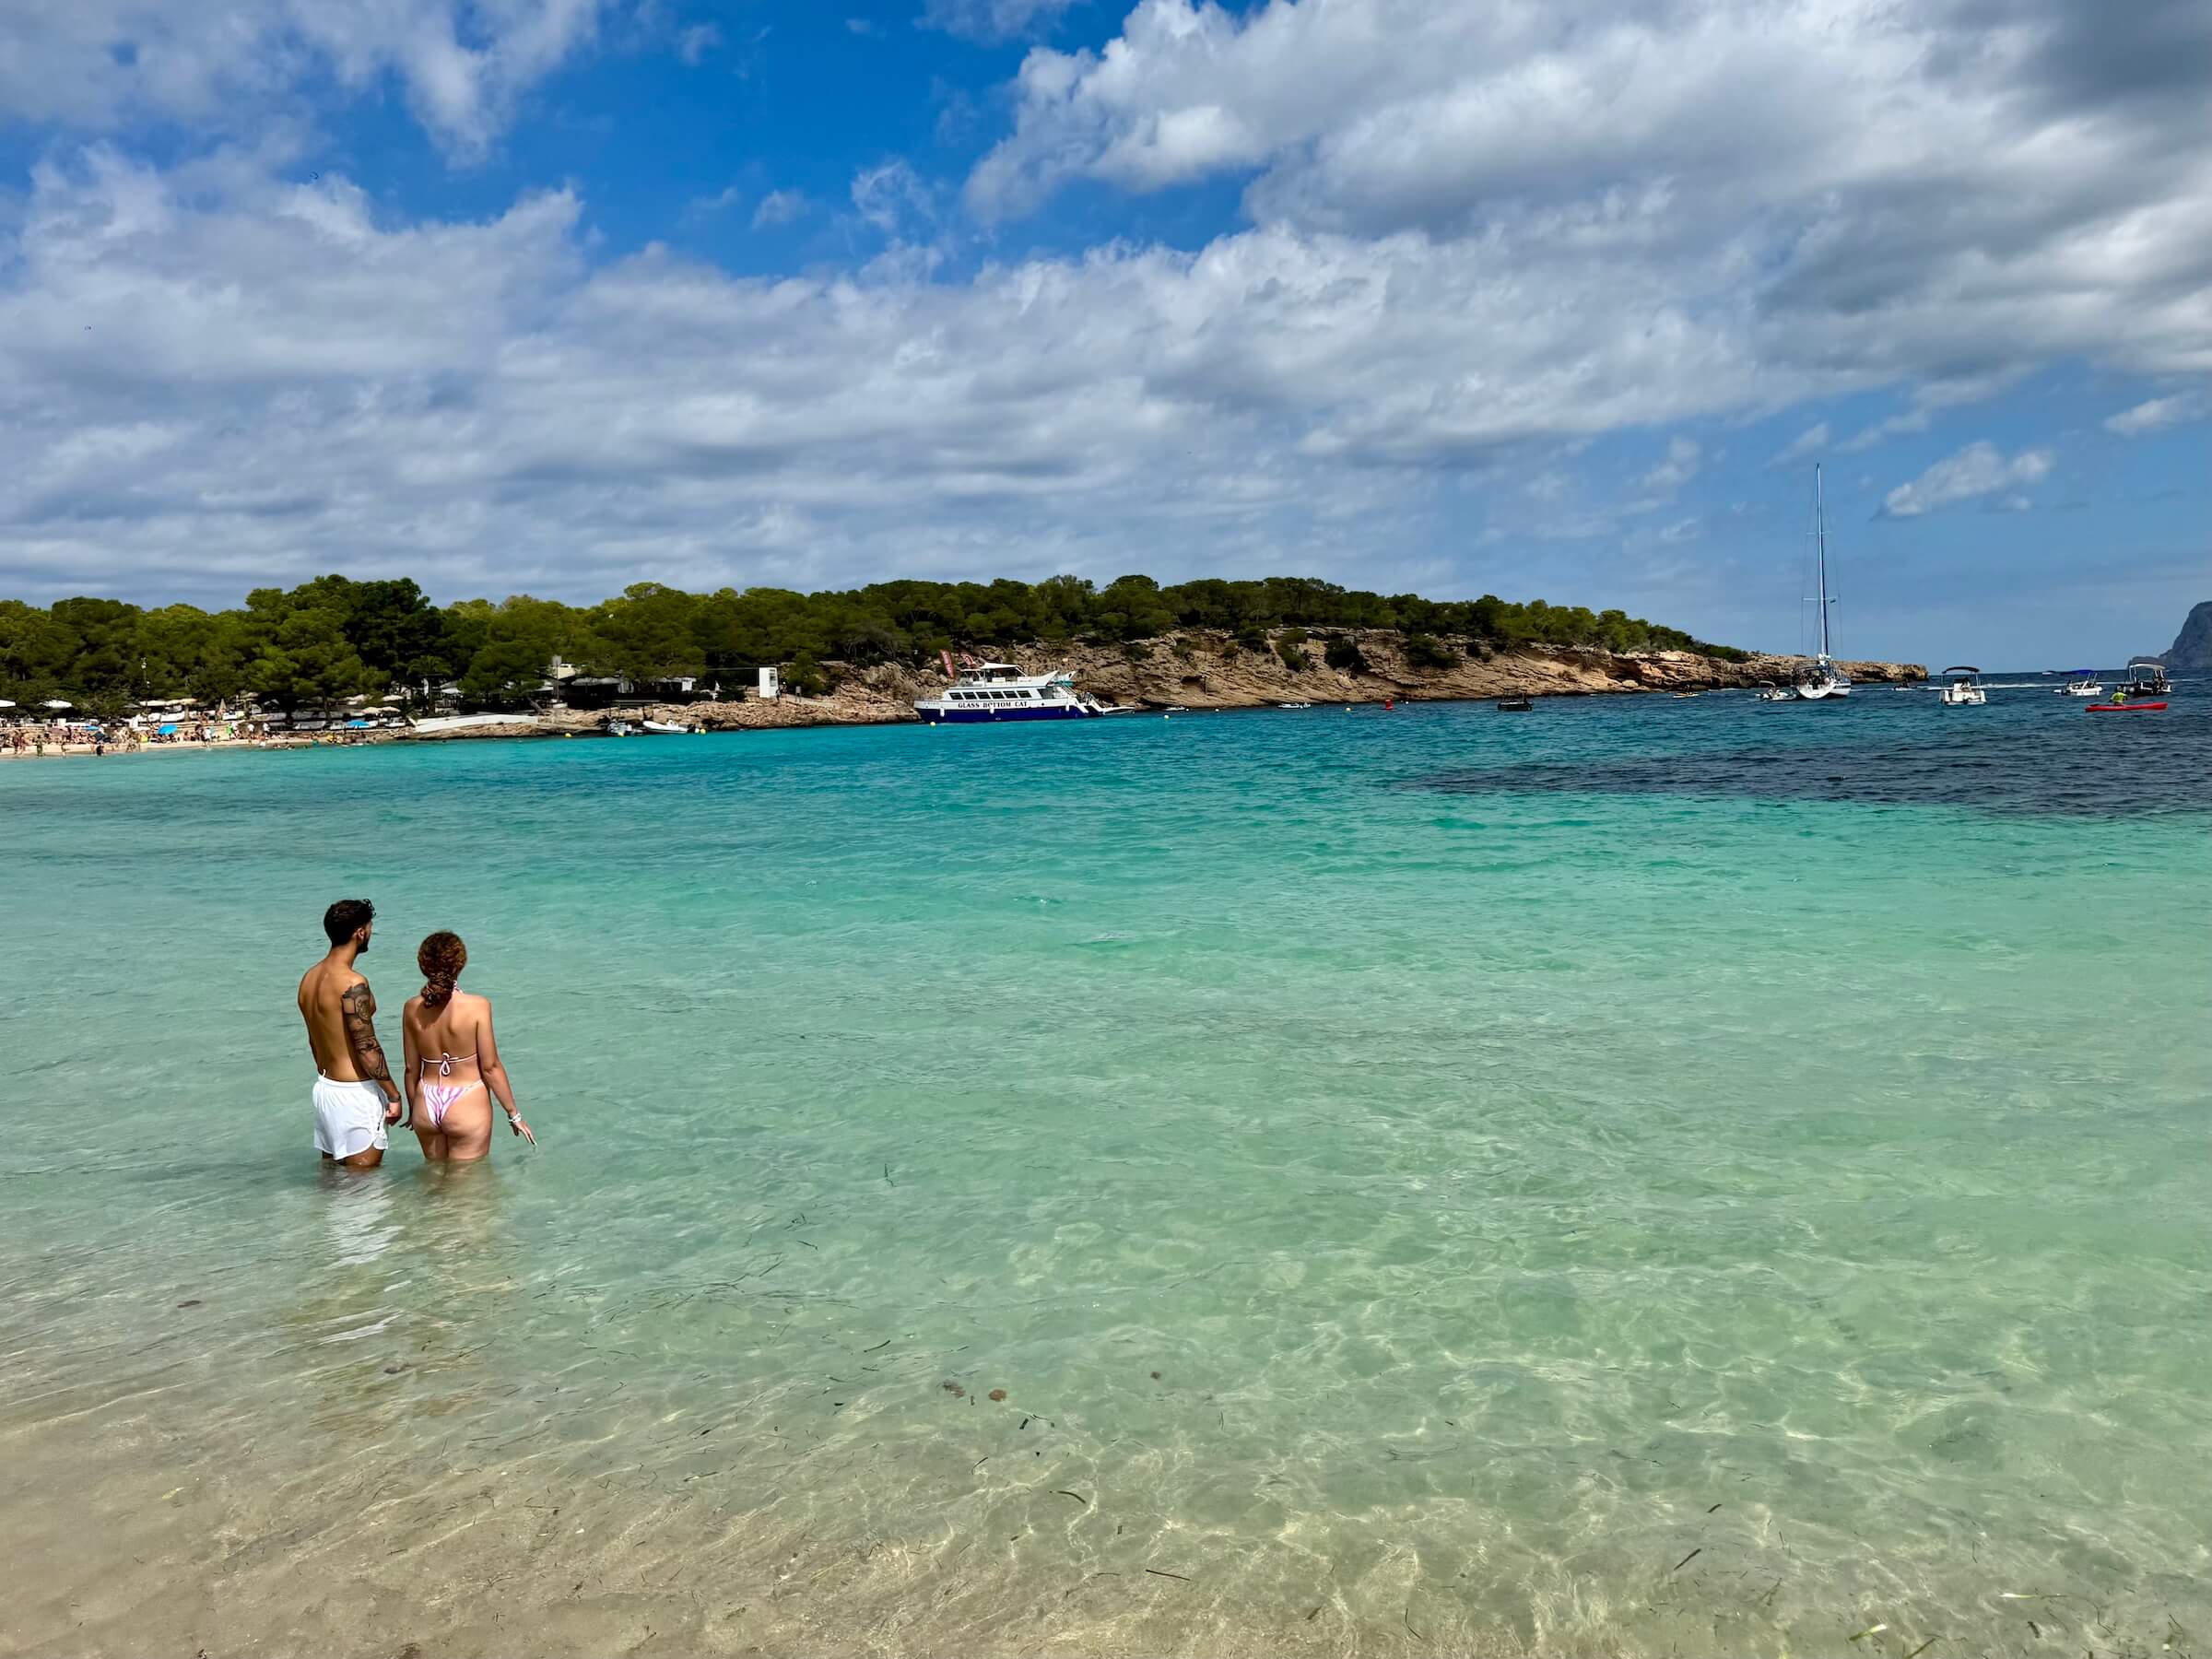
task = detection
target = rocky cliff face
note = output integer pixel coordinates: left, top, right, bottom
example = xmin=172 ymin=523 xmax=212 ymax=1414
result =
xmin=2157 ymin=601 xmax=2212 ymax=671
xmin=965 ymin=631 xmax=1919 ymax=709
xmin=551 ymin=629 xmax=1922 ymax=732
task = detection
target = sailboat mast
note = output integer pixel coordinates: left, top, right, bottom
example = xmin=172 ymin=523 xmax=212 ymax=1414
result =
xmin=1815 ymin=464 xmax=1831 ymax=662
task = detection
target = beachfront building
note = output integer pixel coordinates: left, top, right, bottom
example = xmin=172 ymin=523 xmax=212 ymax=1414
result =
xmin=557 ymin=674 xmax=712 ymax=711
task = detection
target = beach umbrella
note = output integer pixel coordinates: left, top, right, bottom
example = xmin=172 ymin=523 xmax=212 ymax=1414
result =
xmin=42 ymin=700 xmax=72 ymax=710
xmin=0 ymin=699 xmax=15 ymax=709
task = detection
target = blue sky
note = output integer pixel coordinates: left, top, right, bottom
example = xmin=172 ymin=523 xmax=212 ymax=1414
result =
xmin=0 ymin=0 xmax=2206 ymax=665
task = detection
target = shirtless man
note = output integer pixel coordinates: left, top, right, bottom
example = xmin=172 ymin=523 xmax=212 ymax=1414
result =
xmin=297 ymin=899 xmax=404 ymax=1168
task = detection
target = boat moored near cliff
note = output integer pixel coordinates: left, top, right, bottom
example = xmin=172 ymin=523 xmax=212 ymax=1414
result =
xmin=916 ymin=659 xmax=1111 ymax=724
xmin=2124 ymin=657 xmax=2171 ymax=698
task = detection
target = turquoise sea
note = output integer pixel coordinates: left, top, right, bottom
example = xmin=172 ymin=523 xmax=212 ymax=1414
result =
xmin=3 ymin=686 xmax=2207 ymax=1657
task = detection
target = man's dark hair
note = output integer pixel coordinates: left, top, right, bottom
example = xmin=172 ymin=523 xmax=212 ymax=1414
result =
xmin=323 ymin=899 xmax=376 ymax=945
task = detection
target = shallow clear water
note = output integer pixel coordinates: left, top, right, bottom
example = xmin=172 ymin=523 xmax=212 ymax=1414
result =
xmin=3 ymin=686 xmax=2207 ymax=1656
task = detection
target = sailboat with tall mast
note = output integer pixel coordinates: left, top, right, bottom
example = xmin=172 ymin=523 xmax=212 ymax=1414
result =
xmin=1792 ymin=465 xmax=1852 ymax=700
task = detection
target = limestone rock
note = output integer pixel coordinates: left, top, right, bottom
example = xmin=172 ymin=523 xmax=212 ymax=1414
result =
xmin=2155 ymin=600 xmax=2212 ymax=672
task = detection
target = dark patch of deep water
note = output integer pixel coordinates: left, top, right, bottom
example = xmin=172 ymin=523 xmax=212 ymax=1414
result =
xmin=1403 ymin=682 xmax=2209 ymax=817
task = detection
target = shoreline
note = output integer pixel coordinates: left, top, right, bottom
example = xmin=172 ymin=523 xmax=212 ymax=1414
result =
xmin=0 ymin=733 xmax=339 ymax=760
xmin=3 ymin=633 xmax=1926 ymax=757
xmin=397 ymin=635 xmax=1927 ymax=742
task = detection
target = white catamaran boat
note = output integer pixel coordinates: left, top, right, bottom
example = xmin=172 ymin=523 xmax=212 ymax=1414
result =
xmin=2057 ymin=672 xmax=2103 ymax=698
xmin=1938 ymin=665 xmax=1986 ymax=706
xmin=915 ymin=654 xmax=1112 ymax=724
xmin=1792 ymin=465 xmax=1852 ymax=700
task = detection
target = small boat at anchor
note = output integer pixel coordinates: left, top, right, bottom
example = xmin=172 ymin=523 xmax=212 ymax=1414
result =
xmin=1939 ymin=666 xmax=1986 ymax=706
xmin=1497 ymin=697 xmax=1534 ymax=712
xmin=2124 ymin=657 xmax=2171 ymax=698
xmin=1277 ymin=700 xmax=1312 ymax=710
xmin=640 ymin=719 xmax=697 ymax=735
xmin=2057 ymin=671 xmax=2103 ymax=698
xmin=1789 ymin=465 xmax=1852 ymax=701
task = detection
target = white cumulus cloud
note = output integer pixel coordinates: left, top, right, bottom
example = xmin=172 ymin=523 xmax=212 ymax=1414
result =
xmin=2104 ymin=393 xmax=2205 ymax=436
xmin=1879 ymin=442 xmax=2054 ymax=519
xmin=0 ymin=0 xmax=608 ymax=157
xmin=967 ymin=0 xmax=2212 ymax=399
xmin=0 ymin=149 xmax=1546 ymax=603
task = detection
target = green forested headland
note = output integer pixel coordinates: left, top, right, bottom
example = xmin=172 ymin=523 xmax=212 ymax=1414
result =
xmin=0 ymin=573 xmax=1738 ymax=715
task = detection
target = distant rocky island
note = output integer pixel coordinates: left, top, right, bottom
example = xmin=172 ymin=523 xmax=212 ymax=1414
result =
xmin=2152 ymin=600 xmax=2212 ymax=672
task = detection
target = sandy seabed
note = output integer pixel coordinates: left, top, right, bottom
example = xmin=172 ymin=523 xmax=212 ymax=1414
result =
xmin=6 ymin=1373 xmax=2200 ymax=1659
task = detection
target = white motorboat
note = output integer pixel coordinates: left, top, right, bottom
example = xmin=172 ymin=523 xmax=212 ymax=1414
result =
xmin=605 ymin=719 xmax=636 ymax=736
xmin=2057 ymin=672 xmax=2102 ymax=698
xmin=1277 ymin=700 xmax=1312 ymax=709
xmin=640 ymin=719 xmax=696 ymax=734
xmin=1791 ymin=466 xmax=1852 ymax=701
xmin=915 ymin=654 xmax=1111 ymax=724
xmin=1753 ymin=680 xmax=1792 ymax=701
xmin=1938 ymin=665 xmax=1986 ymax=706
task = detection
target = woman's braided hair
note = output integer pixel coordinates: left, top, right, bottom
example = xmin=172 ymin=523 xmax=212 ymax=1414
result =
xmin=418 ymin=931 xmax=467 ymax=1009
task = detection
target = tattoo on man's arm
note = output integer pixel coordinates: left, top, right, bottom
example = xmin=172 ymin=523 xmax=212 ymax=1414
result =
xmin=340 ymin=983 xmax=394 ymax=1088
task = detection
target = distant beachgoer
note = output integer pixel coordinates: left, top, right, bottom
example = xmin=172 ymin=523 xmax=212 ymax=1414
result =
xmin=297 ymin=899 xmax=403 ymax=1169
xmin=402 ymin=932 xmax=534 ymax=1162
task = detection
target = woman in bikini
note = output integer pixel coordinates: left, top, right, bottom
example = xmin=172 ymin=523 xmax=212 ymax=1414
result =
xmin=402 ymin=932 xmax=535 ymax=1161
